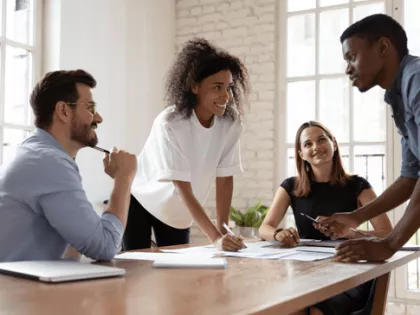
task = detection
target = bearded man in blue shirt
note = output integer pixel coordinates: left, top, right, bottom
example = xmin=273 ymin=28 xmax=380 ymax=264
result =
xmin=0 ymin=70 xmax=137 ymax=262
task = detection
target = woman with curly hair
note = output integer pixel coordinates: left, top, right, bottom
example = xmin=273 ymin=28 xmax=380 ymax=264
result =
xmin=123 ymin=38 xmax=250 ymax=251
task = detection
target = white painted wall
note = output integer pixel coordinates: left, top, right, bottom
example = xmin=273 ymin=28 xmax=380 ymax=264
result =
xmin=42 ymin=0 xmax=175 ymax=207
xmin=125 ymin=0 xmax=176 ymax=153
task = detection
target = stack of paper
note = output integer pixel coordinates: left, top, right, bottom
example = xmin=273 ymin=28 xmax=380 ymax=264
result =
xmin=115 ymin=252 xmax=214 ymax=261
xmin=115 ymin=243 xmax=335 ymax=265
xmin=152 ymin=257 xmax=227 ymax=269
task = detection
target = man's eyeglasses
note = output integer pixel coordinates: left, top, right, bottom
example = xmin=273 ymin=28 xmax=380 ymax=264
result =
xmin=65 ymin=102 xmax=97 ymax=115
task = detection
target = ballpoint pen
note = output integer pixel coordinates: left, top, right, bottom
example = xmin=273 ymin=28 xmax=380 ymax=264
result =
xmin=222 ymin=222 xmax=247 ymax=248
xmin=92 ymin=146 xmax=110 ymax=154
xmin=300 ymin=213 xmax=326 ymax=228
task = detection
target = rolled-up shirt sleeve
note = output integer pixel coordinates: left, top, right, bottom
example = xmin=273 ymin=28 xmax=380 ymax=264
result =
xmin=400 ymin=136 xmax=420 ymax=178
xmin=154 ymin=122 xmax=191 ymax=182
xmin=403 ymin=71 xmax=420 ymax=178
xmin=216 ymin=121 xmax=244 ymax=177
xmin=35 ymin=157 xmax=123 ymax=261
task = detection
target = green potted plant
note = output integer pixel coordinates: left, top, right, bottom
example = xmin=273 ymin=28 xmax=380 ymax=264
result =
xmin=229 ymin=200 xmax=269 ymax=238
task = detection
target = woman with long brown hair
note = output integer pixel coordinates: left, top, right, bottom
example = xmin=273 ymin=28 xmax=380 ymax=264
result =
xmin=259 ymin=121 xmax=392 ymax=315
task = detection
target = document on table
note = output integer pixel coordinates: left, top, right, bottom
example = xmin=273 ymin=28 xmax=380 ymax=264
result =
xmin=156 ymin=243 xmax=335 ymax=261
xmin=220 ymin=247 xmax=296 ymax=259
xmin=223 ymin=246 xmax=335 ymax=261
xmin=161 ymin=244 xmax=291 ymax=258
xmin=276 ymin=246 xmax=335 ymax=261
xmin=298 ymin=240 xmax=344 ymax=248
xmin=278 ymin=251 xmax=335 ymax=261
xmin=114 ymin=252 xmax=215 ymax=261
xmin=152 ymin=257 xmax=228 ymax=269
xmin=296 ymin=246 xmax=336 ymax=254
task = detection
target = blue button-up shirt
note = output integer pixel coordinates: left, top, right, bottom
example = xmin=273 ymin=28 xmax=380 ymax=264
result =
xmin=385 ymin=55 xmax=420 ymax=179
xmin=0 ymin=128 xmax=123 ymax=262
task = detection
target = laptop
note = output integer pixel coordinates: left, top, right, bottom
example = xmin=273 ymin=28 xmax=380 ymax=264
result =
xmin=0 ymin=260 xmax=125 ymax=283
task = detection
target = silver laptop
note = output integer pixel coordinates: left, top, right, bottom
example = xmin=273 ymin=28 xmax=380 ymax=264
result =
xmin=0 ymin=260 xmax=125 ymax=283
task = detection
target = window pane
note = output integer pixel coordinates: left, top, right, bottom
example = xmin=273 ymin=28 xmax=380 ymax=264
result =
xmin=287 ymin=81 xmax=316 ymax=143
xmin=288 ymin=0 xmax=315 ymax=12
xmin=404 ymin=0 xmax=420 ymax=56
xmin=319 ymin=8 xmax=349 ymax=74
xmin=319 ymin=78 xmax=349 ymax=142
xmin=320 ymin=0 xmax=348 ymax=7
xmin=287 ymin=14 xmax=315 ymax=77
xmin=0 ymin=1 xmax=3 ymax=36
xmin=406 ymin=226 xmax=420 ymax=290
xmin=353 ymin=3 xmax=385 ymax=23
xmin=353 ymin=145 xmax=386 ymax=195
xmin=3 ymin=128 xmax=31 ymax=165
xmin=287 ymin=148 xmax=297 ymax=178
xmin=353 ymin=86 xmax=386 ymax=142
xmin=6 ymin=0 xmax=34 ymax=44
xmin=286 ymin=212 xmax=297 ymax=229
xmin=339 ymin=145 xmax=350 ymax=173
xmin=5 ymin=46 xmax=33 ymax=125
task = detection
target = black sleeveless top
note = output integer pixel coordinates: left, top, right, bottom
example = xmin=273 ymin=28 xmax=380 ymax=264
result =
xmin=280 ymin=175 xmax=372 ymax=240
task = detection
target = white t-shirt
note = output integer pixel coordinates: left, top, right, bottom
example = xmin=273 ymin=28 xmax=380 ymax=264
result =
xmin=131 ymin=105 xmax=243 ymax=229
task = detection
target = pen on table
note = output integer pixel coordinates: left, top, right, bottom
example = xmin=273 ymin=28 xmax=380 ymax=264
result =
xmin=92 ymin=146 xmax=110 ymax=154
xmin=222 ymin=222 xmax=247 ymax=248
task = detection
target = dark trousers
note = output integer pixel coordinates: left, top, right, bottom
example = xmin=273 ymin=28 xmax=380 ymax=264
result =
xmin=123 ymin=195 xmax=190 ymax=250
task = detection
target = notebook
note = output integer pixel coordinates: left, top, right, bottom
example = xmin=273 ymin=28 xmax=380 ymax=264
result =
xmin=0 ymin=260 xmax=125 ymax=283
xmin=152 ymin=257 xmax=228 ymax=269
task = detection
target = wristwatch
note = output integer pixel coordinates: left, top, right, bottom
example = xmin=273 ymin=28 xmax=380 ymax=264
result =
xmin=273 ymin=228 xmax=283 ymax=241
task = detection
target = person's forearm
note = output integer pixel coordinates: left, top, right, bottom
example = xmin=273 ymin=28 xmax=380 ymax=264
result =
xmin=386 ymin=179 xmax=420 ymax=250
xmin=348 ymin=229 xmax=390 ymax=239
xmin=174 ymin=181 xmax=222 ymax=242
xmin=356 ymin=176 xmax=416 ymax=222
xmin=216 ymin=177 xmax=233 ymax=234
xmin=104 ymin=176 xmax=133 ymax=229
xmin=259 ymin=223 xmax=278 ymax=241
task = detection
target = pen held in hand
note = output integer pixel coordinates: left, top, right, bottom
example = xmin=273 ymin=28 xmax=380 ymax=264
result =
xmin=92 ymin=146 xmax=110 ymax=154
xmin=300 ymin=213 xmax=326 ymax=229
xmin=222 ymin=222 xmax=247 ymax=248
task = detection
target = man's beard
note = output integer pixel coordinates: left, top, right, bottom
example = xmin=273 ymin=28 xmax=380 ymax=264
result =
xmin=70 ymin=118 xmax=98 ymax=147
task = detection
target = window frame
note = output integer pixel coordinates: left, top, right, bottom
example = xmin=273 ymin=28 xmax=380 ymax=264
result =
xmin=0 ymin=0 xmax=42 ymax=164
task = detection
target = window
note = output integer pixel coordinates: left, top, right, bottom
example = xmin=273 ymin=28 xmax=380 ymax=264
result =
xmin=278 ymin=0 xmax=420 ymax=302
xmin=280 ymin=0 xmax=387 ymax=230
xmin=0 ymin=0 xmax=40 ymax=164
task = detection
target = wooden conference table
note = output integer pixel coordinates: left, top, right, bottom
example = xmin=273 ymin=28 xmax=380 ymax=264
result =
xmin=0 ymin=244 xmax=419 ymax=315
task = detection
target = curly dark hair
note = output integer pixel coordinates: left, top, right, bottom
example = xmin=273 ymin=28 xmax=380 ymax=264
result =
xmin=165 ymin=38 xmax=250 ymax=120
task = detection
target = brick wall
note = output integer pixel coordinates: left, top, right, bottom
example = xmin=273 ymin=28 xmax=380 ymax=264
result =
xmin=175 ymin=0 xmax=278 ymax=242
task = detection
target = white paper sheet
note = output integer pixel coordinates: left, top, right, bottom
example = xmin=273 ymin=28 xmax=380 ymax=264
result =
xmin=114 ymin=252 xmax=215 ymax=261
xmin=152 ymin=257 xmax=227 ymax=269
xmin=296 ymin=246 xmax=336 ymax=254
xmin=278 ymin=251 xmax=334 ymax=261
xmin=153 ymin=243 xmax=335 ymax=262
